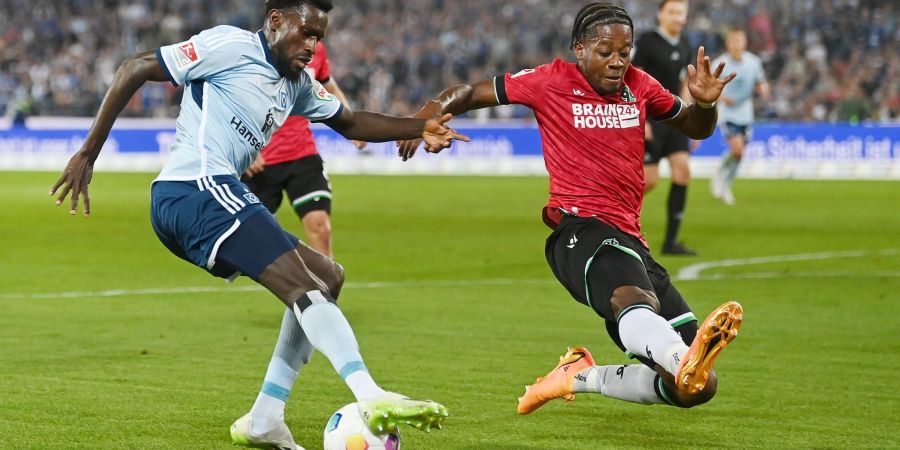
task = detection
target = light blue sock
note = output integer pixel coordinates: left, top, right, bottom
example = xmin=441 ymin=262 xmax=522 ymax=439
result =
xmin=249 ymin=309 xmax=313 ymax=433
xmin=295 ymin=291 xmax=385 ymax=401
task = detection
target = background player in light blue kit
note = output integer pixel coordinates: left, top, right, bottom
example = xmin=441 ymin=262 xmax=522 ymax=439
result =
xmin=50 ymin=1 xmax=466 ymax=448
xmin=711 ymin=28 xmax=770 ymax=205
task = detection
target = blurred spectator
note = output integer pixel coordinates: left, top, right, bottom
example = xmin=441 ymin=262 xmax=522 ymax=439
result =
xmin=0 ymin=0 xmax=896 ymax=122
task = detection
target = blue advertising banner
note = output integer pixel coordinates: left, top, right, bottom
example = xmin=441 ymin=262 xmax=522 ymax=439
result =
xmin=1 ymin=120 xmax=897 ymax=177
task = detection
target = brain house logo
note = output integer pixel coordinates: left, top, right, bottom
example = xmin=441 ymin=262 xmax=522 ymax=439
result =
xmin=571 ymin=103 xmax=640 ymax=129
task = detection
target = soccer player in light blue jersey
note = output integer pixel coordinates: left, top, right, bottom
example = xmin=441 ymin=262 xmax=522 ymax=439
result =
xmin=50 ymin=1 xmax=465 ymax=448
xmin=711 ymin=28 xmax=770 ymax=205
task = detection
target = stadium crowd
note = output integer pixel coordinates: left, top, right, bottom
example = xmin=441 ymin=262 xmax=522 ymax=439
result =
xmin=1 ymin=0 xmax=897 ymax=122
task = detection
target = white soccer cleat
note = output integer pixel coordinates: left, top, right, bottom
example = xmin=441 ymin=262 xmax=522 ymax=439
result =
xmin=722 ymin=185 xmax=735 ymax=206
xmin=230 ymin=413 xmax=305 ymax=450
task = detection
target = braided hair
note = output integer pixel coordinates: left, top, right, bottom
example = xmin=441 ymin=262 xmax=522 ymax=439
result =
xmin=570 ymin=3 xmax=634 ymax=49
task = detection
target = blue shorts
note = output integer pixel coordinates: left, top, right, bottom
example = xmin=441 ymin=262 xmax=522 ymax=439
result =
xmin=722 ymin=122 xmax=752 ymax=139
xmin=150 ymin=175 xmax=299 ymax=279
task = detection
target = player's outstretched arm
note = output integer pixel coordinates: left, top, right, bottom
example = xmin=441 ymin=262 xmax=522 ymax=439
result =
xmin=664 ymin=46 xmax=737 ymax=140
xmin=51 ymin=50 xmax=170 ymax=217
xmin=323 ymin=79 xmax=367 ymax=150
xmin=323 ymin=108 xmax=469 ymax=153
xmin=397 ymin=79 xmax=499 ymax=161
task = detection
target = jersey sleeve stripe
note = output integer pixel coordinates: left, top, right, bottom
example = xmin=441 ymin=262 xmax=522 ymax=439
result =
xmin=654 ymin=96 xmax=683 ymax=122
xmin=494 ymin=76 xmax=509 ymax=105
xmin=155 ymin=47 xmax=177 ymax=86
xmin=312 ymin=102 xmax=344 ymax=123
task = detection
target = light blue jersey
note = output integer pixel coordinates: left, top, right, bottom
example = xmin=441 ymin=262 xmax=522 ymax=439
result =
xmin=713 ymin=51 xmax=765 ymax=126
xmin=154 ymin=25 xmax=342 ymax=181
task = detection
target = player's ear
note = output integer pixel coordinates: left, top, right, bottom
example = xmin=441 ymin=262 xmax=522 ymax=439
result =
xmin=573 ymin=42 xmax=585 ymax=62
xmin=268 ymin=9 xmax=283 ymax=30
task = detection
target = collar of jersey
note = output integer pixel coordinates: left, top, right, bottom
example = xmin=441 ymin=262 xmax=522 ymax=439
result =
xmin=256 ymin=30 xmax=279 ymax=72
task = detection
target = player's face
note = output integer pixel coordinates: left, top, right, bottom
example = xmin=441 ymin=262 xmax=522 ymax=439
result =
xmin=268 ymin=6 xmax=328 ymax=80
xmin=726 ymin=31 xmax=747 ymax=57
xmin=575 ymin=24 xmax=633 ymax=96
xmin=658 ymin=1 xmax=687 ymax=36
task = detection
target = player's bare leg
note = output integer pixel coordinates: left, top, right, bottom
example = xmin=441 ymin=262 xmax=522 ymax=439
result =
xmin=300 ymin=210 xmax=332 ymax=257
xmin=644 ymin=163 xmax=661 ymax=193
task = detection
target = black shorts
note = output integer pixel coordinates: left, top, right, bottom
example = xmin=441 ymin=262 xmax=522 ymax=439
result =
xmin=545 ymin=216 xmax=698 ymax=357
xmin=242 ymin=154 xmax=332 ymax=218
xmin=644 ymin=120 xmax=690 ymax=165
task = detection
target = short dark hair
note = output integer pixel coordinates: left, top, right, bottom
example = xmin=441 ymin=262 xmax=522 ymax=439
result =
xmin=265 ymin=0 xmax=333 ymax=14
xmin=570 ymin=3 xmax=634 ymax=49
xmin=658 ymin=0 xmax=687 ymax=10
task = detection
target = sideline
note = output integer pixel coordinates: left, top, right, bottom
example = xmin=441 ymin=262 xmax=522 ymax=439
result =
xmin=676 ymin=249 xmax=899 ymax=280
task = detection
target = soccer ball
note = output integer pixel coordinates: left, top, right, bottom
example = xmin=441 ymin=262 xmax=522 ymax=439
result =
xmin=323 ymin=403 xmax=401 ymax=450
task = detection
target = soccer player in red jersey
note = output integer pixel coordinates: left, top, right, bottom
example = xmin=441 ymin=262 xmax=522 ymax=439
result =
xmin=398 ymin=3 xmax=744 ymax=412
xmin=243 ymin=41 xmax=364 ymax=258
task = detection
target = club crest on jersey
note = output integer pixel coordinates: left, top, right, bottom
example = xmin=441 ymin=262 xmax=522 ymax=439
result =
xmin=279 ymin=90 xmax=289 ymax=109
xmin=571 ymin=103 xmax=640 ymax=129
xmin=621 ymin=85 xmax=636 ymax=103
xmin=172 ymin=41 xmax=200 ymax=70
xmin=314 ymin=84 xmax=333 ymax=101
xmin=511 ymin=68 xmax=536 ymax=78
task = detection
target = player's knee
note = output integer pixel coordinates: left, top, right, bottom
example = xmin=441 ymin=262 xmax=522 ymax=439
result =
xmin=644 ymin=176 xmax=659 ymax=192
xmin=610 ymin=286 xmax=660 ymax=318
xmin=328 ymin=261 xmax=345 ymax=300
xmin=672 ymin=165 xmax=691 ymax=185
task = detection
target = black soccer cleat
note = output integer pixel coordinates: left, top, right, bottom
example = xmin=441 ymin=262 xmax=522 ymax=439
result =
xmin=662 ymin=241 xmax=698 ymax=256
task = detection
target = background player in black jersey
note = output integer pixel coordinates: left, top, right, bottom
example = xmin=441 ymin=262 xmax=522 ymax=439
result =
xmin=633 ymin=0 xmax=698 ymax=255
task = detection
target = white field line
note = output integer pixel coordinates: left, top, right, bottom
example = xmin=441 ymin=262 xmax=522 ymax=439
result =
xmin=3 ymin=250 xmax=898 ymax=300
xmin=676 ymin=249 xmax=900 ymax=280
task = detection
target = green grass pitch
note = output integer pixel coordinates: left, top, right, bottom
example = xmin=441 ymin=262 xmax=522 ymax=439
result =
xmin=0 ymin=171 xmax=898 ymax=449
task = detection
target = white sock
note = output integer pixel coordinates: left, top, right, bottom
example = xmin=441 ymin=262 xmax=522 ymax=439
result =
xmin=294 ymin=291 xmax=386 ymax=401
xmin=573 ymin=364 xmax=665 ymax=405
xmin=249 ymin=309 xmax=313 ymax=434
xmin=617 ymin=306 xmax=688 ymax=375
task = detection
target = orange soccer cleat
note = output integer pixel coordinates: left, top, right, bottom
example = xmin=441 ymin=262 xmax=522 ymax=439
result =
xmin=517 ymin=347 xmax=595 ymax=415
xmin=675 ymin=301 xmax=744 ymax=395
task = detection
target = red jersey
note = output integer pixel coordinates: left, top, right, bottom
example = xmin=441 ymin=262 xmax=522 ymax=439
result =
xmin=498 ymin=59 xmax=681 ymax=245
xmin=262 ymin=42 xmax=333 ymax=165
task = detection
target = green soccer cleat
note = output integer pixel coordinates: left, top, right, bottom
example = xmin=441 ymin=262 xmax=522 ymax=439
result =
xmin=357 ymin=392 xmax=449 ymax=434
xmin=230 ymin=413 xmax=305 ymax=450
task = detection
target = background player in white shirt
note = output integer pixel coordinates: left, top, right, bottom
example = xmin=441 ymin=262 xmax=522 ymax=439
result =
xmin=711 ymin=28 xmax=770 ymax=205
xmin=50 ymin=1 xmax=465 ymax=448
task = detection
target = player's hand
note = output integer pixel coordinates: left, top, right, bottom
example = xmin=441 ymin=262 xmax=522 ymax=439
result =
xmin=686 ymin=46 xmax=737 ymax=105
xmin=50 ymin=151 xmax=95 ymax=217
xmin=397 ymin=137 xmax=422 ymax=161
xmin=351 ymin=140 xmax=367 ymax=150
xmin=644 ymin=123 xmax=654 ymax=141
xmin=244 ymin=154 xmax=266 ymax=178
xmin=420 ymin=113 xmax=470 ymax=155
